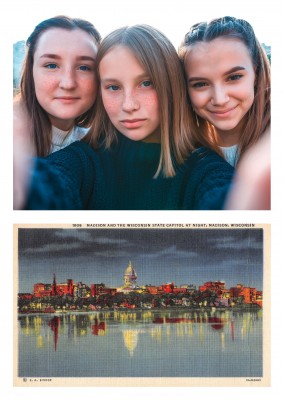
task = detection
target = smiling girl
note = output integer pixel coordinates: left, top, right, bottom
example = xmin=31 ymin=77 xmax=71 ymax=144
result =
xmin=179 ymin=16 xmax=270 ymax=166
xmin=16 ymin=15 xmax=101 ymax=156
xmin=15 ymin=24 xmax=234 ymax=210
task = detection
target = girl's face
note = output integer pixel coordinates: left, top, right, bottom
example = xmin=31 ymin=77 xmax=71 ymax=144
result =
xmin=33 ymin=28 xmax=98 ymax=131
xmin=184 ymin=37 xmax=255 ymax=146
xmin=99 ymin=45 xmax=160 ymax=143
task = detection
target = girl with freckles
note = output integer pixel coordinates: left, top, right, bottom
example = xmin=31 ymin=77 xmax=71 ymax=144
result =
xmin=179 ymin=16 xmax=270 ymax=167
xmin=15 ymin=24 xmax=234 ymax=210
xmin=14 ymin=15 xmax=101 ymax=156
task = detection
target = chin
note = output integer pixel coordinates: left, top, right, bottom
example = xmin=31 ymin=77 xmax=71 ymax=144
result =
xmin=214 ymin=122 xmax=240 ymax=132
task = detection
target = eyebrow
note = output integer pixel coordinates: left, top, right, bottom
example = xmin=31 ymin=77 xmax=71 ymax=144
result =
xmin=40 ymin=54 xmax=96 ymax=62
xmin=101 ymin=73 xmax=150 ymax=84
xmin=188 ymin=66 xmax=246 ymax=82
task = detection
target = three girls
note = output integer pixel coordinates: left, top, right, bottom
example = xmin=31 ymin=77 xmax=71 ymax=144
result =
xmin=19 ymin=24 xmax=234 ymax=210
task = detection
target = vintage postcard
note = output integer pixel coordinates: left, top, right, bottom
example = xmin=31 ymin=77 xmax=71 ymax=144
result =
xmin=14 ymin=223 xmax=270 ymax=386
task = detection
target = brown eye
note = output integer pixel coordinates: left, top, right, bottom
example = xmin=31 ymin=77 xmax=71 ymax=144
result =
xmin=192 ymin=82 xmax=207 ymax=88
xmin=228 ymin=74 xmax=243 ymax=81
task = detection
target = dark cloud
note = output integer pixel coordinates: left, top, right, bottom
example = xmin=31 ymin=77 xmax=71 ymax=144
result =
xmin=17 ymin=228 xmax=264 ymax=292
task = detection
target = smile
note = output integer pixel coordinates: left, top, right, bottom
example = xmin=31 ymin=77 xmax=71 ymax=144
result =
xmin=209 ymin=105 xmax=238 ymax=117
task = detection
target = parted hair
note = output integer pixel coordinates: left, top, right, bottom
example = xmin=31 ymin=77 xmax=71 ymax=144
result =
xmin=178 ymin=16 xmax=271 ymax=162
xmin=84 ymin=24 xmax=194 ymax=177
xmin=20 ymin=15 xmax=101 ymax=156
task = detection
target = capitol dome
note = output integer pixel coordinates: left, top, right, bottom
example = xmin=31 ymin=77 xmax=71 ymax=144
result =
xmin=123 ymin=261 xmax=138 ymax=288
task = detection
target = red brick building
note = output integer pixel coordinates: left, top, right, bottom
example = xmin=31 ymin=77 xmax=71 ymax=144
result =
xmin=230 ymin=284 xmax=259 ymax=304
xmin=199 ymin=281 xmax=226 ymax=297
xmin=91 ymin=283 xmax=117 ymax=297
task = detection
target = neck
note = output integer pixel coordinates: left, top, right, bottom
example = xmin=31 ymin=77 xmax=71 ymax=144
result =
xmin=215 ymin=121 xmax=243 ymax=147
xmin=49 ymin=116 xmax=75 ymax=132
xmin=142 ymin=129 xmax=161 ymax=143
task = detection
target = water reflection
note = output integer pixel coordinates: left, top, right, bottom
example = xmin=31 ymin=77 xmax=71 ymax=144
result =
xmin=18 ymin=309 xmax=262 ymax=377
xmin=48 ymin=316 xmax=60 ymax=351
xmin=92 ymin=319 xmax=106 ymax=336
xmin=18 ymin=309 xmax=262 ymax=356
xmin=123 ymin=330 xmax=139 ymax=356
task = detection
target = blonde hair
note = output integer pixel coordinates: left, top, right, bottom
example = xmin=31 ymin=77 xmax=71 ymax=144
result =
xmin=179 ymin=16 xmax=271 ymax=163
xmin=84 ymin=24 xmax=194 ymax=177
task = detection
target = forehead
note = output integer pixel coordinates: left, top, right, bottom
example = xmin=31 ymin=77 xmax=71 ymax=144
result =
xmin=185 ymin=37 xmax=253 ymax=74
xmin=99 ymin=45 xmax=146 ymax=75
xmin=34 ymin=27 xmax=98 ymax=56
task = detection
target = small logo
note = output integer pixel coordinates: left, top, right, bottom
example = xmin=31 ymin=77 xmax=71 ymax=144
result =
xmin=23 ymin=378 xmax=27 ymax=382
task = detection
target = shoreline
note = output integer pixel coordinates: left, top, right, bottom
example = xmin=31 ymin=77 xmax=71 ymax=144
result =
xmin=18 ymin=304 xmax=261 ymax=316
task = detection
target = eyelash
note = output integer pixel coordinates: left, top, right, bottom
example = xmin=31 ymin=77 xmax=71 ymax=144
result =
xmin=106 ymin=80 xmax=153 ymax=91
xmin=141 ymin=80 xmax=153 ymax=88
xmin=106 ymin=85 xmax=120 ymax=91
xmin=191 ymin=82 xmax=207 ymax=89
xmin=227 ymin=74 xmax=243 ymax=81
xmin=43 ymin=64 xmax=92 ymax=71
xmin=44 ymin=63 xmax=58 ymax=69
xmin=191 ymin=74 xmax=244 ymax=89
xmin=78 ymin=65 xmax=92 ymax=71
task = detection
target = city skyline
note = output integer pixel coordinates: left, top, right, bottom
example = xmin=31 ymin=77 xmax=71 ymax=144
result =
xmin=17 ymin=228 xmax=264 ymax=293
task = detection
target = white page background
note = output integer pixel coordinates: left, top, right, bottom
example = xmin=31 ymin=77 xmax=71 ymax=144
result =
xmin=0 ymin=0 xmax=282 ymax=398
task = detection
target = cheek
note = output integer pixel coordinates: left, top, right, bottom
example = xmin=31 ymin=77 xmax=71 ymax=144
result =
xmin=33 ymin=73 xmax=57 ymax=98
xmin=102 ymin=95 xmax=120 ymax=117
xmin=143 ymin=92 xmax=159 ymax=112
xmin=236 ymin=82 xmax=255 ymax=107
xmin=245 ymin=84 xmax=255 ymax=105
xmin=81 ymin=77 xmax=97 ymax=101
xmin=188 ymin=89 xmax=205 ymax=109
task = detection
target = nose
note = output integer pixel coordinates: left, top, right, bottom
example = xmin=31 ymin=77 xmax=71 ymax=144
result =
xmin=122 ymin=90 xmax=139 ymax=112
xmin=59 ymin=68 xmax=77 ymax=90
xmin=210 ymin=85 xmax=229 ymax=106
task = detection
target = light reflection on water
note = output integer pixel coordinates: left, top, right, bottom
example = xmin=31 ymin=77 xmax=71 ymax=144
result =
xmin=18 ymin=309 xmax=262 ymax=377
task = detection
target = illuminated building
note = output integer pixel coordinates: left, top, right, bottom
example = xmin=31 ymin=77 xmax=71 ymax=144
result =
xmin=117 ymin=261 xmax=140 ymax=293
xmin=123 ymin=261 xmax=138 ymax=288
xmin=199 ymin=281 xmax=226 ymax=296
xmin=230 ymin=284 xmax=259 ymax=304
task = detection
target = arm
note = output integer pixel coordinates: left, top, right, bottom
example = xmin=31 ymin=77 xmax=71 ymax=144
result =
xmin=225 ymin=131 xmax=271 ymax=210
xmin=24 ymin=142 xmax=96 ymax=210
xmin=184 ymin=148 xmax=235 ymax=210
xmin=13 ymin=96 xmax=35 ymax=209
xmin=13 ymin=96 xmax=96 ymax=210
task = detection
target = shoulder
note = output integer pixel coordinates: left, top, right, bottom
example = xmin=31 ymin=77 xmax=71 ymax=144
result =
xmin=186 ymin=147 xmax=234 ymax=172
xmin=44 ymin=141 xmax=99 ymax=179
xmin=181 ymin=147 xmax=235 ymax=210
xmin=48 ymin=140 xmax=95 ymax=160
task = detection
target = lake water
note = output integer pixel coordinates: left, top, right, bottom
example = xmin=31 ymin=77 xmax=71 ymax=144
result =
xmin=18 ymin=309 xmax=262 ymax=378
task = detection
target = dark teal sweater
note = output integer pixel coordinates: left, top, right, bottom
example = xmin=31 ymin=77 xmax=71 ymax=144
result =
xmin=26 ymin=133 xmax=234 ymax=210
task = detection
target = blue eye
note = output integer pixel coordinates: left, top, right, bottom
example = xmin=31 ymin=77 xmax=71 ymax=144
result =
xmin=79 ymin=65 xmax=91 ymax=71
xmin=141 ymin=80 xmax=152 ymax=87
xmin=45 ymin=63 xmax=57 ymax=69
xmin=107 ymin=85 xmax=119 ymax=91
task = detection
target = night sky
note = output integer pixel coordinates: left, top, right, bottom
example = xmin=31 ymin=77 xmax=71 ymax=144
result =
xmin=17 ymin=228 xmax=264 ymax=293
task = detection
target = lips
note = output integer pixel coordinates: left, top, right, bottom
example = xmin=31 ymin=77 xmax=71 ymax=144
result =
xmin=210 ymin=105 xmax=238 ymax=116
xmin=55 ymin=97 xmax=80 ymax=102
xmin=120 ymin=119 xmax=147 ymax=128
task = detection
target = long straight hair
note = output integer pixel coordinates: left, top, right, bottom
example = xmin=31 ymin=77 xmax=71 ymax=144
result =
xmin=179 ymin=16 xmax=271 ymax=163
xmin=20 ymin=15 xmax=101 ymax=156
xmin=84 ymin=24 xmax=194 ymax=177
